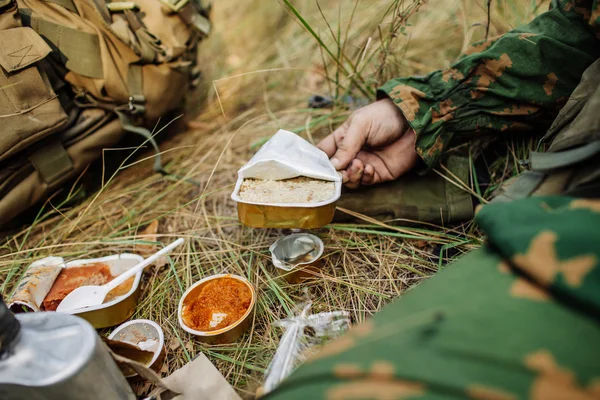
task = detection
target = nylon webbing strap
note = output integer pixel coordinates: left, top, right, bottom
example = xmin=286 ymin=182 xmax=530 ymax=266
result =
xmin=28 ymin=140 xmax=74 ymax=186
xmin=180 ymin=6 xmax=210 ymax=36
xmin=158 ymin=0 xmax=211 ymax=36
xmin=40 ymin=0 xmax=77 ymax=13
xmin=530 ymin=140 xmax=600 ymax=171
xmin=20 ymin=11 xmax=104 ymax=79
xmin=492 ymin=171 xmax=546 ymax=203
xmin=127 ymin=64 xmax=143 ymax=98
xmin=115 ymin=109 xmax=165 ymax=174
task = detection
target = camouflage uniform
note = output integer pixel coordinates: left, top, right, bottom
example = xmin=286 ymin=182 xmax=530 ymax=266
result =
xmin=266 ymin=197 xmax=600 ymax=400
xmin=380 ymin=0 xmax=600 ymax=169
xmin=265 ymin=2 xmax=600 ymax=399
xmin=336 ymin=0 xmax=600 ymax=224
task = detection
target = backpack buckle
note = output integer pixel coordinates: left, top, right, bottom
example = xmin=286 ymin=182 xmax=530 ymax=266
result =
xmin=128 ymin=95 xmax=146 ymax=115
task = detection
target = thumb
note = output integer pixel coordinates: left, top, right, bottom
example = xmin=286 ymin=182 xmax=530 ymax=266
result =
xmin=331 ymin=118 xmax=367 ymax=170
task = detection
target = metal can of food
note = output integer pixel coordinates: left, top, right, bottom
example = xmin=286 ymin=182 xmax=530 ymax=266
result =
xmin=108 ymin=319 xmax=166 ymax=379
xmin=270 ymin=233 xmax=324 ymax=283
xmin=178 ymin=274 xmax=256 ymax=344
xmin=8 ymin=254 xmax=145 ymax=329
xmin=231 ymin=130 xmax=342 ymax=229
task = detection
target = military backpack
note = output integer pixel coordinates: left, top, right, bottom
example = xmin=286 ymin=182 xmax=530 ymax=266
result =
xmin=0 ymin=0 xmax=210 ymax=224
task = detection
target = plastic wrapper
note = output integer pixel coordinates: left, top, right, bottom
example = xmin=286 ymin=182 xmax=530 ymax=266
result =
xmin=237 ymin=129 xmax=341 ymax=183
xmin=263 ymin=301 xmax=350 ymax=394
xmin=231 ymin=130 xmax=342 ymax=229
xmin=8 ymin=257 xmax=64 ymax=313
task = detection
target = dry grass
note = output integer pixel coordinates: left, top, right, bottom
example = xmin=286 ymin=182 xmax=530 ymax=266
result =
xmin=0 ymin=0 xmax=546 ymax=397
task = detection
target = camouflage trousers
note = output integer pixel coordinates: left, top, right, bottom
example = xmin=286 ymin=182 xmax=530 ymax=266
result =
xmin=265 ymin=196 xmax=600 ymax=400
xmin=334 ymin=155 xmax=475 ymax=225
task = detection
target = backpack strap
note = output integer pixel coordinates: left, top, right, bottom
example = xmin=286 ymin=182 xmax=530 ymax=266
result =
xmin=115 ymin=108 xmax=166 ymax=174
xmin=157 ymin=0 xmax=211 ymax=37
xmin=28 ymin=140 xmax=74 ymax=186
xmin=491 ymin=171 xmax=546 ymax=203
xmin=530 ymin=140 xmax=600 ymax=171
xmin=492 ymin=139 xmax=600 ymax=203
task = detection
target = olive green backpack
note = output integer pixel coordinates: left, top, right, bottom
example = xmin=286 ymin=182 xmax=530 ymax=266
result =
xmin=0 ymin=0 xmax=210 ymax=224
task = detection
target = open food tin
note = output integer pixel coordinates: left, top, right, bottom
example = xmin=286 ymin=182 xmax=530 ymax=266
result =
xmin=178 ymin=274 xmax=256 ymax=344
xmin=231 ymin=130 xmax=342 ymax=229
xmin=108 ymin=319 xmax=166 ymax=378
xmin=8 ymin=254 xmax=144 ymax=329
xmin=270 ymin=233 xmax=324 ymax=283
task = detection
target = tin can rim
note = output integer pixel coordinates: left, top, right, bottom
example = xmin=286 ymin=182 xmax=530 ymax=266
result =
xmin=61 ymin=253 xmax=145 ymax=315
xmin=108 ymin=319 xmax=165 ymax=368
xmin=269 ymin=233 xmax=324 ymax=272
xmin=230 ymin=176 xmax=342 ymax=208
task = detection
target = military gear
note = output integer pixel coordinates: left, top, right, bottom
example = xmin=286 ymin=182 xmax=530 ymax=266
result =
xmin=264 ymin=3 xmax=600 ymax=398
xmin=494 ymin=59 xmax=600 ymax=202
xmin=338 ymin=0 xmax=600 ymax=225
xmin=0 ymin=0 xmax=210 ymax=224
xmin=265 ymin=197 xmax=600 ymax=399
xmin=380 ymin=0 xmax=600 ymax=169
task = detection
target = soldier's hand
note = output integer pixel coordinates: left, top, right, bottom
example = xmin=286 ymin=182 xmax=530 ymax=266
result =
xmin=318 ymin=98 xmax=419 ymax=188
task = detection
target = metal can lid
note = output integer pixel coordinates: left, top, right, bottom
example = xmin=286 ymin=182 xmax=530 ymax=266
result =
xmin=269 ymin=233 xmax=324 ymax=272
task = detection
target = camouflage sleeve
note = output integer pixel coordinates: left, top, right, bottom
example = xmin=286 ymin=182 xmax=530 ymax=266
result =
xmin=264 ymin=197 xmax=600 ymax=400
xmin=378 ymin=0 xmax=600 ymax=169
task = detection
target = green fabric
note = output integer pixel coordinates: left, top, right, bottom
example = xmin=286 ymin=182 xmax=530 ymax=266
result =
xmin=20 ymin=11 xmax=104 ymax=79
xmin=266 ymin=196 xmax=600 ymax=400
xmin=530 ymin=140 xmax=600 ymax=171
xmin=477 ymin=196 xmax=600 ymax=313
xmin=492 ymin=171 xmax=546 ymax=203
xmin=335 ymin=155 xmax=473 ymax=224
xmin=542 ymin=59 xmax=600 ymax=151
xmin=378 ymin=0 xmax=600 ymax=169
xmin=28 ymin=140 xmax=73 ymax=185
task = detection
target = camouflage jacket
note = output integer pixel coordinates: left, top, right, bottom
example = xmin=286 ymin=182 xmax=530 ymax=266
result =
xmin=379 ymin=0 xmax=600 ymax=169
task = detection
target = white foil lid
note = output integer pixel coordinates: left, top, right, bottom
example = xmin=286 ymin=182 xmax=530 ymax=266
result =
xmin=237 ymin=130 xmax=341 ymax=182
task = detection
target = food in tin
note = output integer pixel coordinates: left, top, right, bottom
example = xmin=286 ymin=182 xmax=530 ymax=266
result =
xmin=181 ymin=277 xmax=252 ymax=332
xmin=42 ymin=263 xmax=134 ymax=311
xmin=238 ymin=177 xmax=335 ymax=204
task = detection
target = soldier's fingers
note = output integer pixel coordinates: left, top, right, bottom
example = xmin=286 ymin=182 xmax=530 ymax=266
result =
xmin=341 ymin=170 xmax=349 ymax=184
xmin=317 ymin=132 xmax=337 ymax=158
xmin=361 ymin=163 xmax=375 ymax=185
xmin=355 ymin=151 xmax=394 ymax=183
xmin=331 ymin=117 xmax=367 ymax=170
xmin=345 ymin=159 xmax=364 ymax=189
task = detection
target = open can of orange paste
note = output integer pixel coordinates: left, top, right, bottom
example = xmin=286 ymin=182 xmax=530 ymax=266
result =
xmin=270 ymin=233 xmax=324 ymax=283
xmin=178 ymin=274 xmax=256 ymax=344
xmin=231 ymin=130 xmax=342 ymax=229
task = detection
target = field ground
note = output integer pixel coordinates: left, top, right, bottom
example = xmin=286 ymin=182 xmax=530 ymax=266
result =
xmin=0 ymin=0 xmax=546 ymax=397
